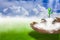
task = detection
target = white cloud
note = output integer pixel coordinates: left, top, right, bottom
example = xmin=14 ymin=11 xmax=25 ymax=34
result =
xmin=37 ymin=4 xmax=48 ymax=12
xmin=21 ymin=7 xmax=29 ymax=16
xmin=0 ymin=12 xmax=3 ymax=17
xmin=10 ymin=5 xmax=21 ymax=13
xmin=36 ymin=4 xmax=48 ymax=18
xmin=33 ymin=8 xmax=39 ymax=14
xmin=3 ymin=8 xmax=8 ymax=12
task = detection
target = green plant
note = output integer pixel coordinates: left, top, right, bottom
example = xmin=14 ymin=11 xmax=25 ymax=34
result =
xmin=48 ymin=8 xmax=53 ymax=18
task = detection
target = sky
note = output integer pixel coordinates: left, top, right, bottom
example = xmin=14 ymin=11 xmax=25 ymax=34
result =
xmin=0 ymin=0 xmax=60 ymax=18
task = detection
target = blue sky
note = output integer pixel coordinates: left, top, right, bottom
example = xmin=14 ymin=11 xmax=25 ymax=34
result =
xmin=0 ymin=0 xmax=60 ymax=17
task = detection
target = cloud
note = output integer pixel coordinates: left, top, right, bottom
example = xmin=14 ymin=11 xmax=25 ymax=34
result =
xmin=0 ymin=0 xmax=60 ymax=18
xmin=51 ymin=12 xmax=60 ymax=18
xmin=3 ymin=8 xmax=8 ymax=12
xmin=35 ymin=4 xmax=48 ymax=18
xmin=21 ymin=7 xmax=29 ymax=16
xmin=0 ymin=12 xmax=3 ymax=17
xmin=2 ymin=5 xmax=29 ymax=16
xmin=9 ymin=5 xmax=21 ymax=13
xmin=32 ymin=8 xmax=39 ymax=14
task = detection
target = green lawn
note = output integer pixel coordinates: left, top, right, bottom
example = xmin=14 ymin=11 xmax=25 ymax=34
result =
xmin=0 ymin=21 xmax=60 ymax=40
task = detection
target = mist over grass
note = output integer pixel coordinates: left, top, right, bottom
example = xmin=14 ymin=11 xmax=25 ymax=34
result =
xmin=0 ymin=17 xmax=60 ymax=40
xmin=0 ymin=17 xmax=36 ymax=40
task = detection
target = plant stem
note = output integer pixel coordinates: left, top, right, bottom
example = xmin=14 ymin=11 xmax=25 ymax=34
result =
xmin=48 ymin=13 xmax=50 ymax=18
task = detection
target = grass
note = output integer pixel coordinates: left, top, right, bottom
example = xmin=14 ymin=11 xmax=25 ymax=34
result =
xmin=0 ymin=20 xmax=60 ymax=40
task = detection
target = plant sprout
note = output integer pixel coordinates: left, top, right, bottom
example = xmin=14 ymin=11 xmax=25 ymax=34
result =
xmin=48 ymin=8 xmax=53 ymax=18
